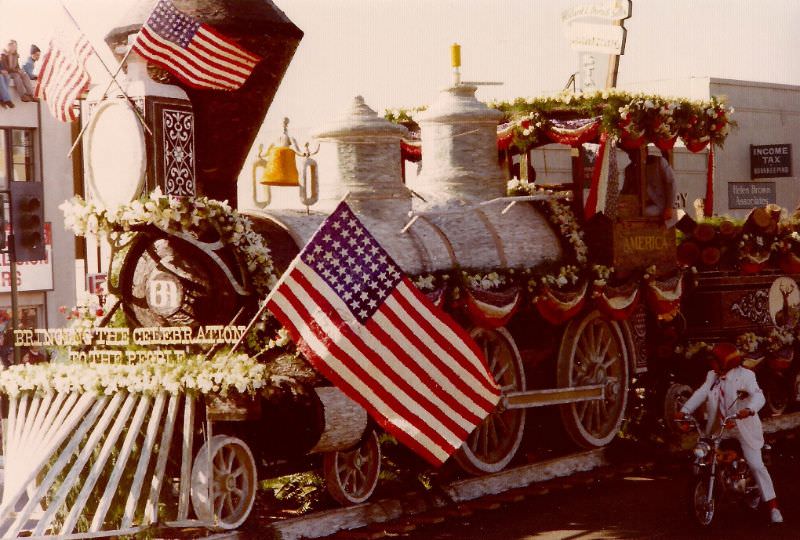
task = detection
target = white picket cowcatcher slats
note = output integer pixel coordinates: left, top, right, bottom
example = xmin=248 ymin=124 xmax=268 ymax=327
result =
xmin=0 ymin=390 xmax=224 ymax=538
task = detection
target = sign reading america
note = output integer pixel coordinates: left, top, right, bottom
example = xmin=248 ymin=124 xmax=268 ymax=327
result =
xmin=266 ymin=203 xmax=501 ymax=466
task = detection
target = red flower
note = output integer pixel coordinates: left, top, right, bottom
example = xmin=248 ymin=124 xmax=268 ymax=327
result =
xmin=96 ymin=308 xmax=104 ymax=317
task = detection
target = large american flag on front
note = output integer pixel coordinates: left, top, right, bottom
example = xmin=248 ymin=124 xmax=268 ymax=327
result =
xmin=132 ymin=0 xmax=260 ymax=91
xmin=267 ymin=203 xmax=501 ymax=466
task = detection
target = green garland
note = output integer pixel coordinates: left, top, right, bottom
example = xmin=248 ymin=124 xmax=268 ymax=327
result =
xmin=386 ymin=89 xmax=735 ymax=149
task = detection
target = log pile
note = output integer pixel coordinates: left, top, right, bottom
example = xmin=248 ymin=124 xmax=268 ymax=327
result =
xmin=676 ymin=204 xmax=788 ymax=273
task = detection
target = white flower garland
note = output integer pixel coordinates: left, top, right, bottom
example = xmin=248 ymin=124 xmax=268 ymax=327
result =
xmin=60 ymin=189 xmax=277 ymax=296
xmin=0 ymin=353 xmax=267 ymax=398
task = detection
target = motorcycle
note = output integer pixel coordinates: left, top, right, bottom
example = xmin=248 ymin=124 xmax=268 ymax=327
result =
xmin=677 ymin=393 xmax=770 ymax=527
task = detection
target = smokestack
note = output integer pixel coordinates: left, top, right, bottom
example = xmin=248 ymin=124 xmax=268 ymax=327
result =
xmin=106 ymin=0 xmax=303 ymax=206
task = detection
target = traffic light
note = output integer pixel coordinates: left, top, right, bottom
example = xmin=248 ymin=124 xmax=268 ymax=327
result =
xmin=9 ymin=181 xmax=45 ymax=262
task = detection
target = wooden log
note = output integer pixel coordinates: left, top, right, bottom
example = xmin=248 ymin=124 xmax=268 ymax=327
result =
xmin=676 ymin=240 xmax=700 ymax=267
xmin=718 ymin=219 xmax=737 ymax=238
xmin=700 ymin=246 xmax=721 ymax=267
xmin=309 ymin=387 xmax=368 ymax=453
xmin=693 ymin=222 xmax=716 ymax=244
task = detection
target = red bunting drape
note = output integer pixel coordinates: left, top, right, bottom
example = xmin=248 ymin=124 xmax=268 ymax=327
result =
xmin=583 ymin=132 xmax=608 ymax=220
xmin=704 ymin=145 xmax=714 ymax=217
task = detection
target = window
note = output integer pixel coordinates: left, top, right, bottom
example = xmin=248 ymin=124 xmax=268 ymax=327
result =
xmin=0 ymin=127 xmax=35 ymax=187
xmin=11 ymin=129 xmax=34 ymax=182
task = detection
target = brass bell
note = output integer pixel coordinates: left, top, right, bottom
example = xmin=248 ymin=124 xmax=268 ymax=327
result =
xmin=258 ymin=118 xmax=300 ymax=187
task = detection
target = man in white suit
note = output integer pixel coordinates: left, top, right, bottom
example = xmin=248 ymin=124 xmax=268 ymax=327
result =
xmin=678 ymin=342 xmax=783 ymax=524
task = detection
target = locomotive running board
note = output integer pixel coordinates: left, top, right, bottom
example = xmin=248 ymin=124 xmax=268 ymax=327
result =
xmin=503 ymin=384 xmax=605 ymax=409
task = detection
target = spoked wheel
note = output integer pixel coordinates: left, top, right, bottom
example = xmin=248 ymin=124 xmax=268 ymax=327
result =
xmin=191 ymin=435 xmax=257 ymax=530
xmin=323 ymin=430 xmax=382 ymax=505
xmin=692 ymin=478 xmax=716 ymax=527
xmin=558 ymin=310 xmax=630 ymax=448
xmin=454 ymin=327 xmax=525 ymax=475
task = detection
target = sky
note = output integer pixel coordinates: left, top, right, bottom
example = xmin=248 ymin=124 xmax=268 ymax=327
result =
xmin=1 ymin=0 xmax=799 ymax=143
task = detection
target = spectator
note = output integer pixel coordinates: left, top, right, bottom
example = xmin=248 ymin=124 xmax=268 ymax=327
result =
xmin=621 ymin=147 xmax=676 ymax=222
xmin=0 ymin=71 xmax=13 ymax=108
xmin=23 ymin=44 xmax=40 ymax=80
xmin=1 ymin=39 xmax=36 ymax=102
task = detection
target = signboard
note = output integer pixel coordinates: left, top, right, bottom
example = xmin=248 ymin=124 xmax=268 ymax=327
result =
xmin=562 ymin=0 xmax=631 ymax=23
xmin=14 ymin=324 xmax=246 ymax=363
xmin=0 ymin=223 xmax=53 ymax=293
xmin=565 ymin=22 xmax=626 ymax=54
xmin=750 ymin=144 xmax=792 ymax=179
xmin=87 ymin=273 xmax=108 ymax=295
xmin=728 ymin=182 xmax=776 ymax=209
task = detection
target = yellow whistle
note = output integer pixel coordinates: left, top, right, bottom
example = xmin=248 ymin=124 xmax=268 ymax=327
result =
xmin=451 ymin=43 xmax=461 ymax=68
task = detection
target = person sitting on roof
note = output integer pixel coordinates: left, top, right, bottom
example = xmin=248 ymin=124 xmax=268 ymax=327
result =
xmin=1 ymin=39 xmax=36 ymax=102
xmin=22 ymin=44 xmax=40 ymax=80
xmin=0 ymin=70 xmax=13 ymax=108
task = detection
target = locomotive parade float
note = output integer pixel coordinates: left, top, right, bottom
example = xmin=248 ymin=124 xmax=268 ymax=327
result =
xmin=3 ymin=1 xmax=800 ymax=537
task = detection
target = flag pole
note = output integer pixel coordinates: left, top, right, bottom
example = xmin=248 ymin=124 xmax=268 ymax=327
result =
xmin=60 ymin=0 xmax=152 ymax=157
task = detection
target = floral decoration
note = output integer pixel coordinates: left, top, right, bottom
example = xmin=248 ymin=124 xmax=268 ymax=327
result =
xmin=0 ymin=353 xmax=267 ymax=398
xmin=463 ymin=271 xmax=508 ymax=292
xmin=387 ymin=89 xmax=736 ymax=153
xmin=60 ymin=189 xmax=277 ymax=296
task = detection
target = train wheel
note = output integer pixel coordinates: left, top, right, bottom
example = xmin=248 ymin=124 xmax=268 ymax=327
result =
xmin=454 ymin=327 xmax=526 ymax=475
xmin=323 ymin=430 xmax=381 ymax=505
xmin=558 ymin=310 xmax=629 ymax=448
xmin=191 ymin=435 xmax=257 ymax=530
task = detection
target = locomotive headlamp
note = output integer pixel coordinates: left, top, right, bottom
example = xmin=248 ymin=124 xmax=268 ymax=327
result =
xmin=693 ymin=441 xmax=710 ymax=459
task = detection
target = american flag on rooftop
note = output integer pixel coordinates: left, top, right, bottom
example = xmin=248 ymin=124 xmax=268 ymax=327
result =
xmin=266 ymin=202 xmax=501 ymax=466
xmin=132 ymin=0 xmax=260 ymax=91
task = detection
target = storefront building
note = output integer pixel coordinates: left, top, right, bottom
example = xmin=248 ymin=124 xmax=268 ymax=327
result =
xmin=0 ymin=95 xmax=77 ymax=344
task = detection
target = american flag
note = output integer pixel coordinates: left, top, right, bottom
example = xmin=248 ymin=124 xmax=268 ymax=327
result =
xmin=132 ymin=0 xmax=260 ymax=91
xmin=266 ymin=203 xmax=501 ymax=466
xmin=35 ymin=28 xmax=93 ymax=122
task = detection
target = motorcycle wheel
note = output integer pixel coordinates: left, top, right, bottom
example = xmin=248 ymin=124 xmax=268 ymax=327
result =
xmin=692 ymin=478 xmax=716 ymax=527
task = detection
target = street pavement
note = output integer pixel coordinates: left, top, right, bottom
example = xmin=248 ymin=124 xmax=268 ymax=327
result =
xmin=398 ymin=439 xmax=800 ymax=539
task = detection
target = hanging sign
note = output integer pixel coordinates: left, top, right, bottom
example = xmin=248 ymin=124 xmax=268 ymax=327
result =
xmin=750 ymin=144 xmax=792 ymax=179
xmin=562 ymin=0 xmax=631 ymax=23
xmin=565 ymin=22 xmax=626 ymax=54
